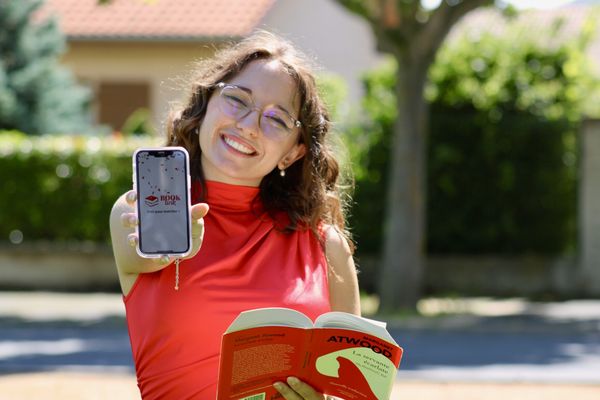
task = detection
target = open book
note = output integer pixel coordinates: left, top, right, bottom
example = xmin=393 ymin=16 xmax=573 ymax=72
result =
xmin=217 ymin=308 xmax=403 ymax=400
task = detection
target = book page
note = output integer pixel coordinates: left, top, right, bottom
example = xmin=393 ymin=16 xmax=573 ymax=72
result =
xmin=226 ymin=307 xmax=313 ymax=333
xmin=314 ymin=312 xmax=397 ymax=345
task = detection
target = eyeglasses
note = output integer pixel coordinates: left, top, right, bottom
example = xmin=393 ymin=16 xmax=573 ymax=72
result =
xmin=216 ymin=82 xmax=302 ymax=140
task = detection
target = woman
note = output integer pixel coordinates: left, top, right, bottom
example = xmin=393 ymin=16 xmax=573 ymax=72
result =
xmin=110 ymin=31 xmax=360 ymax=399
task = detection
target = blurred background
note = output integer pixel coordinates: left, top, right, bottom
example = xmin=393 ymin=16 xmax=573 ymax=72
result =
xmin=1 ymin=0 xmax=599 ymax=399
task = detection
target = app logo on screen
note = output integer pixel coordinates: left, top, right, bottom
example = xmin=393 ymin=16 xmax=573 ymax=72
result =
xmin=145 ymin=195 xmax=159 ymax=207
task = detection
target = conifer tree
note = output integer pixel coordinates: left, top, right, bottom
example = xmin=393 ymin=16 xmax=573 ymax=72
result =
xmin=0 ymin=0 xmax=91 ymax=135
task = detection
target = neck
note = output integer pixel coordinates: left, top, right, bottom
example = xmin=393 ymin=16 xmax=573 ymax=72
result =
xmin=200 ymin=156 xmax=262 ymax=187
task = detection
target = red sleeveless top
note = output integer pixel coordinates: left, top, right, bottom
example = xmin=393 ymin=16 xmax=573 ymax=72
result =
xmin=124 ymin=180 xmax=331 ymax=399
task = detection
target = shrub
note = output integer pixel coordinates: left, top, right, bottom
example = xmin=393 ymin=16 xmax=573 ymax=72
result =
xmin=0 ymin=131 xmax=161 ymax=244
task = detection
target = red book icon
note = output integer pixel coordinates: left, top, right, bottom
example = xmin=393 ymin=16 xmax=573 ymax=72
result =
xmin=145 ymin=195 xmax=158 ymax=207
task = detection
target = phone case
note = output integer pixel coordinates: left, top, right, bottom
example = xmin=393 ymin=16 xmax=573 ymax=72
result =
xmin=133 ymin=147 xmax=192 ymax=258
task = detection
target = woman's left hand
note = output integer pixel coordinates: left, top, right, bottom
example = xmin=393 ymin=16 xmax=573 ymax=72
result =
xmin=273 ymin=377 xmax=325 ymax=400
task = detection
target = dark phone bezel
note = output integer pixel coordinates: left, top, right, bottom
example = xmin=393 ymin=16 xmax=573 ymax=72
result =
xmin=134 ymin=148 xmax=191 ymax=257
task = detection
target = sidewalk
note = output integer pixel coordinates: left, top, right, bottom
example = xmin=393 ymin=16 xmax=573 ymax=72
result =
xmin=0 ymin=292 xmax=599 ymax=399
xmin=1 ymin=372 xmax=599 ymax=400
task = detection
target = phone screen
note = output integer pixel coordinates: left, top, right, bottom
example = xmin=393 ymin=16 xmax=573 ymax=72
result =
xmin=134 ymin=148 xmax=191 ymax=256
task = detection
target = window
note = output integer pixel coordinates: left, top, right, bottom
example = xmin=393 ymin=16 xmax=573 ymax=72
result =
xmin=97 ymin=82 xmax=150 ymax=132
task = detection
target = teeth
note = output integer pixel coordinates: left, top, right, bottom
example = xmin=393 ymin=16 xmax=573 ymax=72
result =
xmin=223 ymin=136 xmax=254 ymax=155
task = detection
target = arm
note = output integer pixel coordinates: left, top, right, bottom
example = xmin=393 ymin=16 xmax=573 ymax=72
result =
xmin=325 ymin=226 xmax=361 ymax=315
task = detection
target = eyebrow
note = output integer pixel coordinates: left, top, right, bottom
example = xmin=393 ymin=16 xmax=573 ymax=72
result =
xmin=233 ymin=84 xmax=296 ymax=118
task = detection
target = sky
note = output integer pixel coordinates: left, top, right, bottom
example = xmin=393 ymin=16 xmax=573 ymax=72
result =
xmin=422 ymin=0 xmax=577 ymax=9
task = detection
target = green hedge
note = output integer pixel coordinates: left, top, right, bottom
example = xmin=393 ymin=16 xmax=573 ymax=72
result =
xmin=427 ymin=109 xmax=576 ymax=254
xmin=0 ymin=131 xmax=161 ymax=244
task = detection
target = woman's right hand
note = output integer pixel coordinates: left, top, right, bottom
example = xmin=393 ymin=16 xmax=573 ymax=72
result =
xmin=109 ymin=190 xmax=209 ymax=294
xmin=120 ymin=190 xmax=209 ymax=267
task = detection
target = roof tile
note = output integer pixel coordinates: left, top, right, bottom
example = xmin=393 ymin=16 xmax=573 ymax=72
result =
xmin=36 ymin=0 xmax=276 ymax=40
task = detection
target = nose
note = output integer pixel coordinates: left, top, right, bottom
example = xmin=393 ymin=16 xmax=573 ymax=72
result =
xmin=236 ymin=107 xmax=261 ymax=137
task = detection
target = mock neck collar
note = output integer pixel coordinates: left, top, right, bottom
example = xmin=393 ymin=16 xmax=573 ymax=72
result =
xmin=201 ymin=180 xmax=261 ymax=212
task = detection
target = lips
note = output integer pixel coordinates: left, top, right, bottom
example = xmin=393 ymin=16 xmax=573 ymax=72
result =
xmin=221 ymin=134 xmax=257 ymax=156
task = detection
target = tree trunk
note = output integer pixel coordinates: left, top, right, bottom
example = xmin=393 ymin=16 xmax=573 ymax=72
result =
xmin=377 ymin=54 xmax=428 ymax=311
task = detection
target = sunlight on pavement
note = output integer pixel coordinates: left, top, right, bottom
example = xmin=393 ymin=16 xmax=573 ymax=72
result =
xmin=0 ymin=291 xmax=124 ymax=321
xmin=417 ymin=297 xmax=529 ymax=316
xmin=0 ymin=339 xmax=87 ymax=359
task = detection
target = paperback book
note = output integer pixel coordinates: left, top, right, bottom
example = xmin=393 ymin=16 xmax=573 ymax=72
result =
xmin=217 ymin=307 xmax=403 ymax=400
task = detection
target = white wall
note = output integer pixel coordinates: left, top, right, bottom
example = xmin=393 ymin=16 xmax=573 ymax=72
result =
xmin=261 ymin=0 xmax=385 ymax=109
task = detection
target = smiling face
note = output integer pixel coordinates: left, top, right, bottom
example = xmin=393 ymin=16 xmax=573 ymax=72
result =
xmin=198 ymin=59 xmax=306 ymax=187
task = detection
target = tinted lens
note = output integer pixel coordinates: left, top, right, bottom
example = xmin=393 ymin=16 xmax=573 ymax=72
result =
xmin=220 ymin=87 xmax=251 ymax=117
xmin=261 ymin=108 xmax=294 ymax=138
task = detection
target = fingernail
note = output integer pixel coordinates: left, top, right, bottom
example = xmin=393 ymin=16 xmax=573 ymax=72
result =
xmin=129 ymin=216 xmax=137 ymax=225
xmin=273 ymin=382 xmax=284 ymax=391
xmin=128 ymin=236 xmax=136 ymax=247
xmin=287 ymin=376 xmax=300 ymax=386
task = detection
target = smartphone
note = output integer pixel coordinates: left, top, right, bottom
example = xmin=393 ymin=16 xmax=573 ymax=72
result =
xmin=133 ymin=147 xmax=192 ymax=258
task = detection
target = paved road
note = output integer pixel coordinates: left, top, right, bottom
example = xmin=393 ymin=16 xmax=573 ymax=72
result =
xmin=389 ymin=315 xmax=600 ymax=383
xmin=0 ymin=292 xmax=599 ymax=385
xmin=0 ymin=292 xmax=133 ymax=375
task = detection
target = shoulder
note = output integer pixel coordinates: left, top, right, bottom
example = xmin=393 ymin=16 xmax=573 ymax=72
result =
xmin=322 ymin=224 xmax=352 ymax=259
xmin=322 ymin=224 xmax=355 ymax=280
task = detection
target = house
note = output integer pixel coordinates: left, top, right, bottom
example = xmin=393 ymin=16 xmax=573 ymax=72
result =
xmin=36 ymin=0 xmax=383 ymax=134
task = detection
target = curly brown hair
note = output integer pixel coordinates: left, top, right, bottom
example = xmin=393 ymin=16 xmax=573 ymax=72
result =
xmin=166 ymin=31 xmax=353 ymax=250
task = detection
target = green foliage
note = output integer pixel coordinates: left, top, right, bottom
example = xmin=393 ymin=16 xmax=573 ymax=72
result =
xmin=426 ymin=21 xmax=598 ymax=121
xmin=316 ymin=72 xmax=349 ymax=125
xmin=346 ymin=59 xmax=397 ymax=254
xmin=427 ymin=110 xmax=576 ymax=253
xmin=0 ymin=131 xmax=161 ymax=244
xmin=0 ymin=0 xmax=92 ymax=135
xmin=333 ymin=0 xmax=374 ymax=20
xmin=350 ymin=17 xmax=599 ymax=255
xmin=121 ymin=108 xmax=154 ymax=136
xmin=315 ymin=73 xmax=357 ymax=221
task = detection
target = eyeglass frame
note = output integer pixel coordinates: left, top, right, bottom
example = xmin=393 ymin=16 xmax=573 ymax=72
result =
xmin=215 ymin=82 xmax=302 ymax=139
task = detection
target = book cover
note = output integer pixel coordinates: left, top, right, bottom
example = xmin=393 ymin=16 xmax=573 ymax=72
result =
xmin=217 ymin=308 xmax=403 ymax=400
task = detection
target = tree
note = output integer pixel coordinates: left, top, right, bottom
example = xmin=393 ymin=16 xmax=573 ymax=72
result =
xmin=0 ymin=0 xmax=91 ymax=135
xmin=335 ymin=0 xmax=500 ymax=310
